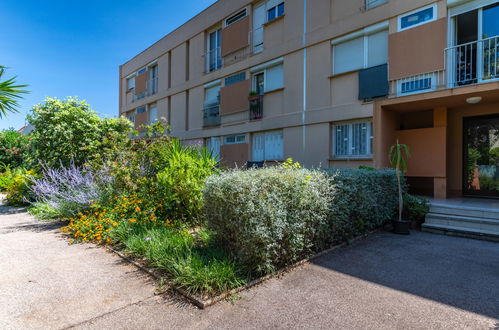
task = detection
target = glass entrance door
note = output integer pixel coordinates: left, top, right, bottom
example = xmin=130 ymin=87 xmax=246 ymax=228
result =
xmin=463 ymin=115 xmax=499 ymax=198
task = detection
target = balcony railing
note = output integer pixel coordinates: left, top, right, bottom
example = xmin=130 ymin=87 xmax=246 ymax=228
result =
xmin=249 ymin=95 xmax=264 ymax=120
xmin=203 ymin=104 xmax=221 ymax=127
xmin=446 ymin=36 xmax=499 ymax=87
xmin=204 ymin=47 xmax=222 ymax=73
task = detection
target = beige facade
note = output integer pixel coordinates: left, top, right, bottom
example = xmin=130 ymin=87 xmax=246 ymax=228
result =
xmin=120 ymin=0 xmax=499 ymax=198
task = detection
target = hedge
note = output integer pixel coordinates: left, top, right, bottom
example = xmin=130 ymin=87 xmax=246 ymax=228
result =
xmin=203 ymin=167 xmax=402 ymax=275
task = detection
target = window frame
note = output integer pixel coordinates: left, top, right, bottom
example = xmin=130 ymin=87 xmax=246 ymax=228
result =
xmin=397 ymin=3 xmax=437 ymax=32
xmin=225 ymin=8 xmax=248 ymax=27
xmin=224 ymin=134 xmax=246 ymax=145
xmin=365 ymin=0 xmax=388 ymax=10
xmin=126 ymin=76 xmax=135 ymax=91
xmin=206 ymin=27 xmax=222 ymax=72
xmin=332 ymin=120 xmax=373 ymax=159
xmin=250 ymin=59 xmax=284 ymax=93
xmin=267 ymin=2 xmax=285 ymax=22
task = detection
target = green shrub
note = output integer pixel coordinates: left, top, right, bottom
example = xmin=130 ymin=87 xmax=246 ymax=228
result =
xmin=5 ymin=169 xmax=37 ymax=206
xmin=0 ymin=165 xmax=26 ymax=191
xmin=403 ymin=194 xmax=430 ymax=222
xmin=27 ymin=97 xmax=132 ymax=168
xmin=154 ymin=139 xmax=218 ymax=226
xmin=0 ymin=129 xmax=31 ymax=169
xmin=204 ymin=167 xmax=332 ymax=275
xmin=322 ymin=169 xmax=401 ymax=241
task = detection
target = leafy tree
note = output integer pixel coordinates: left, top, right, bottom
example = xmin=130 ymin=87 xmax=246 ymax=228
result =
xmin=0 ymin=129 xmax=31 ymax=169
xmin=0 ymin=66 xmax=28 ymax=118
xmin=27 ymin=97 xmax=132 ymax=168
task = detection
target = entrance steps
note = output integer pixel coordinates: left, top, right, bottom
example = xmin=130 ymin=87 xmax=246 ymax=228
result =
xmin=422 ymin=199 xmax=499 ymax=241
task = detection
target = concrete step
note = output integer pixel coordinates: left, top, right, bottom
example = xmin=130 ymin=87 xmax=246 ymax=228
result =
xmin=422 ymin=222 xmax=499 ymax=242
xmin=424 ymin=213 xmax=499 ymax=234
xmin=429 ymin=202 xmax=499 ymax=219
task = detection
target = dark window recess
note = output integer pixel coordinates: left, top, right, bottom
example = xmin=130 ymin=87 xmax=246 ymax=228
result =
xmin=268 ymin=3 xmax=285 ymax=21
xmin=358 ymin=64 xmax=388 ymax=100
xmin=136 ymin=106 xmax=146 ymax=113
xmin=225 ymin=72 xmax=246 ymax=86
xmin=226 ymin=9 xmax=247 ymax=26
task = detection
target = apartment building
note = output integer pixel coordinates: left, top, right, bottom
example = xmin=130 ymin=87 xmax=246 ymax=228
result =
xmin=119 ymin=0 xmax=499 ymax=200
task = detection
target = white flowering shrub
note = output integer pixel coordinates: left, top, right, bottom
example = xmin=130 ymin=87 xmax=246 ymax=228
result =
xmin=204 ymin=167 xmax=332 ymax=275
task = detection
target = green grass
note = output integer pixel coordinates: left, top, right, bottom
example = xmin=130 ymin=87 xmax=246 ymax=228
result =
xmin=110 ymin=221 xmax=246 ymax=296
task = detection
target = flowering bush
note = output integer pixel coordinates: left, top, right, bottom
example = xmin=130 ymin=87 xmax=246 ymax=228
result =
xmin=30 ymin=163 xmax=113 ymax=219
xmin=5 ymin=169 xmax=37 ymax=206
xmin=63 ymin=195 xmax=172 ymax=244
xmin=0 ymin=129 xmax=31 ymax=169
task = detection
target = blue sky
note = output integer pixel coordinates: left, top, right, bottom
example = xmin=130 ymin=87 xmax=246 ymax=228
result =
xmin=0 ymin=0 xmax=217 ymax=130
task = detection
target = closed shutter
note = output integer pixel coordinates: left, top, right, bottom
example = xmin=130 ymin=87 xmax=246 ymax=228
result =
xmin=148 ymin=104 xmax=158 ymax=123
xmin=334 ymin=37 xmax=364 ymax=74
xmin=265 ymin=64 xmax=284 ymax=92
xmin=252 ymin=133 xmax=265 ymax=161
xmin=207 ymin=137 xmax=221 ymax=161
xmin=264 ymin=131 xmax=283 ymax=160
xmin=367 ymin=30 xmax=388 ymax=67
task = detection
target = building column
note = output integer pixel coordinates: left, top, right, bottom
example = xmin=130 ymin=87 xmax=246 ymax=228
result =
xmin=434 ymin=107 xmax=447 ymax=199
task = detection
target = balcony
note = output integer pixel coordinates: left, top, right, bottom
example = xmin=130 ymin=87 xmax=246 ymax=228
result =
xmin=446 ymin=36 xmax=499 ymax=87
xmin=203 ymin=104 xmax=220 ymax=127
xmin=132 ymin=76 xmax=158 ymax=102
xmin=249 ymin=94 xmax=263 ymax=120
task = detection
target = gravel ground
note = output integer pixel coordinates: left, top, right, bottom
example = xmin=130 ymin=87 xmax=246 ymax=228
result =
xmin=0 ymin=202 xmax=498 ymax=330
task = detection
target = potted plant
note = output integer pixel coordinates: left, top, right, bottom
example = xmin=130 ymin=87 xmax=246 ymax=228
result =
xmin=389 ymin=140 xmax=411 ymax=235
xmin=248 ymin=91 xmax=260 ymax=102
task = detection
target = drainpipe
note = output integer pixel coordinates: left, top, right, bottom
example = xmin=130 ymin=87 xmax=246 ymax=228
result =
xmin=302 ymin=0 xmax=307 ymax=157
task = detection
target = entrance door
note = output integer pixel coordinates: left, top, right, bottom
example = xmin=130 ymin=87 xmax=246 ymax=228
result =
xmin=463 ymin=115 xmax=499 ymax=198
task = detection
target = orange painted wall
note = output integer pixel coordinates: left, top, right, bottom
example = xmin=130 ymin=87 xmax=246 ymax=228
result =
xmin=220 ymin=79 xmax=250 ymax=115
xmin=221 ymin=16 xmax=250 ymax=57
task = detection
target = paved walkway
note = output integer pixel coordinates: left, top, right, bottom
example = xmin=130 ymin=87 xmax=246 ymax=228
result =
xmin=1 ymin=204 xmax=498 ymax=330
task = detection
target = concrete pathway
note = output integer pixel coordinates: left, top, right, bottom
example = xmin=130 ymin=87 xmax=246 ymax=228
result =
xmin=1 ymin=203 xmax=498 ymax=330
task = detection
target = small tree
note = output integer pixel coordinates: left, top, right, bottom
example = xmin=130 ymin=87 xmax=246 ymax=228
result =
xmin=27 ymin=97 xmax=132 ymax=168
xmin=389 ymin=140 xmax=410 ymax=221
xmin=0 ymin=66 xmax=28 ymax=118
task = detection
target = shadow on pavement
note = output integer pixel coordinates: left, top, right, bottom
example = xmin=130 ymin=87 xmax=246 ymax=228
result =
xmin=311 ymin=230 xmax=499 ymax=320
xmin=0 ymin=204 xmax=28 ymax=215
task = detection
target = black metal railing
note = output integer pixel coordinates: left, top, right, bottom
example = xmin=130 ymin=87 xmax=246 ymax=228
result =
xmin=249 ymin=95 xmax=263 ymax=120
xmin=203 ymin=104 xmax=221 ymax=127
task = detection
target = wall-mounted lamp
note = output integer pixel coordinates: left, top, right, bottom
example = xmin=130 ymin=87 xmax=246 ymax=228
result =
xmin=466 ymin=96 xmax=482 ymax=104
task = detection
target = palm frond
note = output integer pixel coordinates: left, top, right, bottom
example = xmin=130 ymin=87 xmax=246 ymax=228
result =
xmin=0 ymin=66 xmax=29 ymax=118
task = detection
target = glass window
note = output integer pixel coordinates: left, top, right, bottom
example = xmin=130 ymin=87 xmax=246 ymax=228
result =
xmin=267 ymin=2 xmax=285 ymax=22
xmin=399 ymin=5 xmax=436 ymax=31
xmin=127 ymin=77 xmax=135 ymax=90
xmin=225 ymin=72 xmax=246 ymax=86
xmin=333 ymin=121 xmax=373 ymax=158
xmin=365 ymin=0 xmax=387 ymax=10
xmin=224 ymin=134 xmax=246 ymax=144
xmin=208 ymin=29 xmax=222 ymax=72
xmin=225 ymin=9 xmax=247 ymax=26
xmin=136 ymin=106 xmax=146 ymax=114
xmin=254 ymin=72 xmax=265 ymax=95
xmin=148 ymin=103 xmax=157 ymax=123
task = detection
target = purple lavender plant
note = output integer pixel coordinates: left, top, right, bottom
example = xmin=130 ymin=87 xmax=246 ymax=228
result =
xmin=30 ymin=162 xmax=113 ymax=219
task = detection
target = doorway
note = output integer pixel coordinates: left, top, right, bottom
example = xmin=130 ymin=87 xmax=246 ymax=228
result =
xmin=463 ymin=114 xmax=499 ymax=198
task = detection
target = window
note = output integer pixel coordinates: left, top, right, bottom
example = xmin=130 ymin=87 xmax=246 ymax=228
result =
xmin=225 ymin=9 xmax=247 ymax=27
xmin=137 ymin=67 xmax=147 ymax=75
xmin=332 ymin=121 xmax=373 ymax=158
xmin=149 ymin=65 xmax=158 ymax=95
xmin=127 ymin=77 xmax=135 ymax=91
xmin=267 ymin=2 xmax=285 ymax=22
xmin=398 ymin=4 xmax=437 ymax=31
xmin=148 ymin=103 xmax=158 ymax=123
xmin=207 ymin=28 xmax=222 ymax=72
xmin=397 ymin=73 xmax=436 ymax=95
xmin=252 ymin=130 xmax=284 ymax=161
xmin=204 ymin=83 xmax=221 ymax=108
xmin=136 ymin=106 xmax=146 ymax=114
xmin=225 ymin=72 xmax=246 ymax=86
xmin=365 ymin=0 xmax=387 ymax=10
xmin=332 ymin=24 xmax=388 ymax=75
xmin=224 ymin=134 xmax=246 ymax=144
xmin=251 ymin=59 xmax=284 ymax=93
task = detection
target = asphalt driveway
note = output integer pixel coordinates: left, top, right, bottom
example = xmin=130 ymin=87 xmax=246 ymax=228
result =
xmin=1 ymin=203 xmax=498 ymax=329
